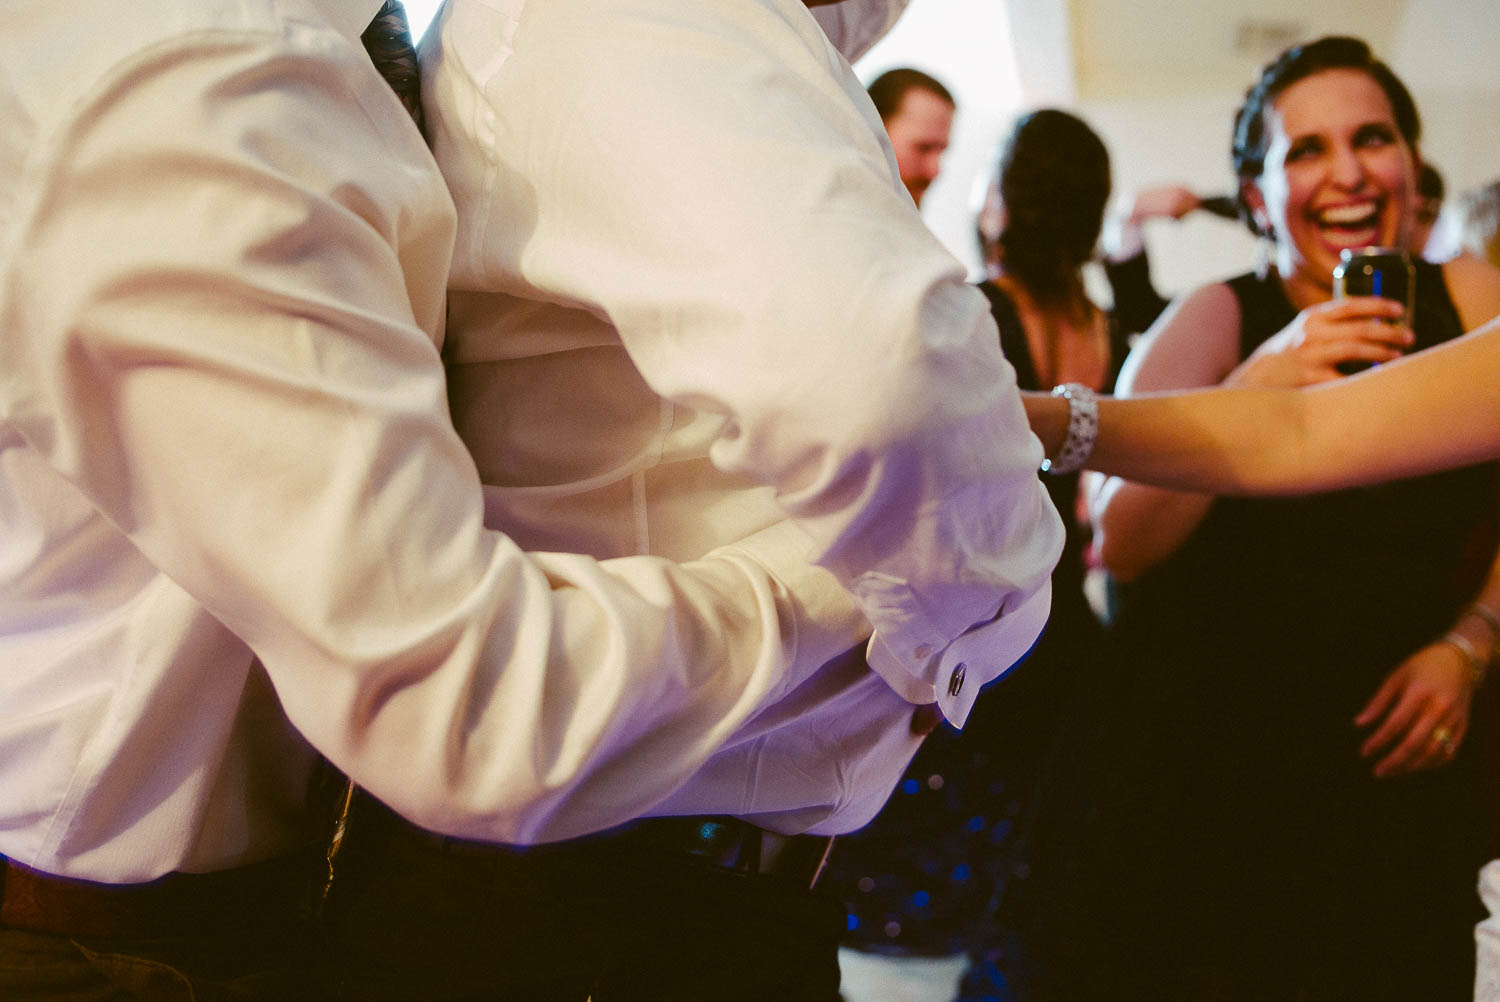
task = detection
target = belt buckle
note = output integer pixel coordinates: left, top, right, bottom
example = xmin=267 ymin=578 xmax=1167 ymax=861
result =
xmin=677 ymin=818 xmax=753 ymax=870
xmin=757 ymin=832 xmax=836 ymax=889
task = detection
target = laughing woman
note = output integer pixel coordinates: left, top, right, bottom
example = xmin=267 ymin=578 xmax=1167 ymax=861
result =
xmin=1013 ymin=36 xmax=1500 ymax=1002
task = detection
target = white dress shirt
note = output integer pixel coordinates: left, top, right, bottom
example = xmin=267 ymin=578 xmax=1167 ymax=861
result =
xmin=1478 ymin=860 xmax=1500 ymax=1000
xmin=0 ymin=0 xmax=941 ymax=882
xmin=425 ymin=0 xmax=1062 ymax=835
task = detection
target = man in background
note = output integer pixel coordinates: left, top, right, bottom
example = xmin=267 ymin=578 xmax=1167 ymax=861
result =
xmin=867 ymin=66 xmax=956 ymax=207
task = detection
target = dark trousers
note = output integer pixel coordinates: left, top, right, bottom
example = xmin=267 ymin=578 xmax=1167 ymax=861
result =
xmin=0 ymin=926 xmax=312 ymax=1001
xmin=318 ymin=803 xmax=847 ymax=1001
xmin=0 ymin=852 xmax=321 ymax=1002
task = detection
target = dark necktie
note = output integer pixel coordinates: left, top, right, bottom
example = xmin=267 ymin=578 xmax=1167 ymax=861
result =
xmin=317 ymin=2 xmax=428 ymax=904
xmin=361 ymin=0 xmax=426 ymax=136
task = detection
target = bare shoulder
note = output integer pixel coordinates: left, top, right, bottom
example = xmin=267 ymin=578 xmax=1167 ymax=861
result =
xmin=1116 ymin=281 xmax=1244 ymax=394
xmin=1441 ymin=253 xmax=1500 ymax=331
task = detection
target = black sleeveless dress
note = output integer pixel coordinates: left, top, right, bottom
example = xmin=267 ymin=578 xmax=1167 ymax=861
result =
xmin=1002 ymin=262 xmax=1498 ymax=1001
xmin=826 ymin=284 xmax=1125 ymax=961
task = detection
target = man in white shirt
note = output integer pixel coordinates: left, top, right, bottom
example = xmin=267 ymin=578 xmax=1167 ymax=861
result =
xmin=0 ymin=0 xmax=1058 ymax=997
xmin=0 ymin=0 xmax=1061 ymax=997
xmin=309 ymin=1 xmax=1060 ymax=999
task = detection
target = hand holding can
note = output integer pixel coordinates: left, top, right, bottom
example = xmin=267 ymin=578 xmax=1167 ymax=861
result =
xmin=1332 ymin=246 xmax=1415 ymax=373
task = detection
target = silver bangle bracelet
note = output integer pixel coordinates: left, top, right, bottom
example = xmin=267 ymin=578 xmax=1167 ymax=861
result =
xmin=1040 ymin=382 xmax=1099 ymax=476
xmin=1462 ymin=602 xmax=1500 ymax=640
xmin=1440 ymin=631 xmax=1489 ymax=688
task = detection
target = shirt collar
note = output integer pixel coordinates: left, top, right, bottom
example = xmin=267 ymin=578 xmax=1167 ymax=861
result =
xmin=809 ymin=0 xmax=912 ymax=62
xmin=313 ymin=0 xmax=390 ymax=46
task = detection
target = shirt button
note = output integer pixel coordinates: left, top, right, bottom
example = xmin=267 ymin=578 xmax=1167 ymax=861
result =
xmin=913 ymin=644 xmax=933 ymax=661
xmin=947 ymin=662 xmax=967 ymax=697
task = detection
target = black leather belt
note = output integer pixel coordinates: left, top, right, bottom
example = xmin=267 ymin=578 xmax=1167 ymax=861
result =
xmin=615 ymin=815 xmax=836 ymax=889
xmin=0 ymin=852 xmax=318 ymax=939
xmin=342 ymin=789 xmax=835 ymax=890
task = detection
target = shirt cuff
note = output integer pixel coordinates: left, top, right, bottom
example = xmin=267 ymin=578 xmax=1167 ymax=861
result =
xmin=861 ymin=576 xmax=1053 ymax=727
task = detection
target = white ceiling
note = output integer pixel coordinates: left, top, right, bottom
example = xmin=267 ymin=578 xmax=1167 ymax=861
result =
xmin=1068 ymin=0 xmax=1499 ymax=99
xmin=406 ymin=1 xmax=1499 ymax=100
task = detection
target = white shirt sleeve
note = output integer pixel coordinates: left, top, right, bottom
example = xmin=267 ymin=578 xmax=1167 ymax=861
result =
xmin=425 ymin=0 xmax=1062 ymax=724
xmin=0 ymin=25 xmax=867 ymax=844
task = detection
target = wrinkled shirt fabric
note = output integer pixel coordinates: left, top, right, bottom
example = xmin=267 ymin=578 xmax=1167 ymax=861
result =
xmin=0 ymin=0 xmax=1030 ymax=882
xmin=424 ymin=0 xmax=1062 ymax=835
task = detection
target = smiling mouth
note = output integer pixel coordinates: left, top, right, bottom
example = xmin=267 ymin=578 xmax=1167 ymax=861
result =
xmin=1312 ymin=201 xmax=1383 ymax=245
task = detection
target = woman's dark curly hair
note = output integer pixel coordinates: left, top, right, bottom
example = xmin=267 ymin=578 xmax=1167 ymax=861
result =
xmin=1231 ymin=35 xmax=1420 ymax=235
xmin=988 ymin=109 xmax=1111 ymax=311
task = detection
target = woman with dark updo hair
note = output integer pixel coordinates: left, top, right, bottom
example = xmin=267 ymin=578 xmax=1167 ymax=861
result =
xmin=973 ymin=109 xmax=1126 ymax=691
xmin=828 ymin=108 xmax=1129 ymax=994
xmin=982 ymin=108 xmax=1113 ymax=310
xmin=999 ymin=35 xmax=1500 ymax=1002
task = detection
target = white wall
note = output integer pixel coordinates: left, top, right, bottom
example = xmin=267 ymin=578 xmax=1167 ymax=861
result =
xmin=406 ymin=0 xmax=443 ymax=38
xmin=851 ymin=0 xmax=1261 ymax=298
xmin=1078 ymin=91 xmax=1262 ymax=299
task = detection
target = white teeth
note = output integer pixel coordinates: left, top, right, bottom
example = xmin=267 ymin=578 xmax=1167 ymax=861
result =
xmin=1319 ymin=203 xmax=1378 ymax=225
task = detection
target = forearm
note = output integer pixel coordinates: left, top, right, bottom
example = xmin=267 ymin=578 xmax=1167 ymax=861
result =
xmin=1441 ymin=513 xmax=1500 ymax=682
xmin=326 ymin=529 xmax=870 ymax=843
xmin=1026 ymin=386 xmax=1315 ymax=495
xmin=1091 ymin=476 xmax=1215 ymax=582
xmin=1032 ymin=316 xmax=1500 ymax=496
xmin=1102 ymin=387 xmax=1314 ymax=492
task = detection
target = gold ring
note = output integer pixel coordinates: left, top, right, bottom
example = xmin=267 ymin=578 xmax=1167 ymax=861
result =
xmin=1432 ymin=726 xmax=1456 ymax=754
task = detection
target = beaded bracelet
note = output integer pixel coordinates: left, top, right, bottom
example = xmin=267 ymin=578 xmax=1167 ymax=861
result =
xmin=1462 ymin=601 xmax=1500 ymax=640
xmin=1440 ymin=631 xmax=1489 ymax=688
xmin=1040 ymin=383 xmax=1098 ymax=476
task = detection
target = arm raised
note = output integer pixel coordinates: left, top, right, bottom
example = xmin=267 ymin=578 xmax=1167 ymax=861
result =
xmin=1030 ymin=315 xmax=1500 ymax=496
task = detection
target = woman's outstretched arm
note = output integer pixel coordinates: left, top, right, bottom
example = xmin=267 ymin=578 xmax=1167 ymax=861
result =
xmin=1027 ymin=315 xmax=1500 ymax=495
